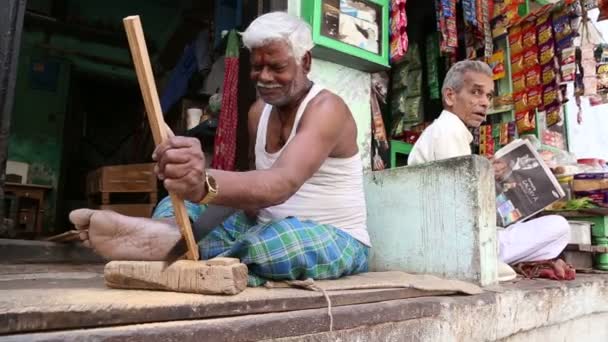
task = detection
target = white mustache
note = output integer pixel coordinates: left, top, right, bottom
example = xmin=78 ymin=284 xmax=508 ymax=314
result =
xmin=257 ymin=82 xmax=281 ymax=89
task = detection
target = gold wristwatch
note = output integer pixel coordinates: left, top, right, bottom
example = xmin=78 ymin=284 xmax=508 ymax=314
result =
xmin=199 ymin=172 xmax=218 ymax=205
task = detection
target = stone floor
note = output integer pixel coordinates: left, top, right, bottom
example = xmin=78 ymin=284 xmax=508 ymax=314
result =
xmin=1 ymin=262 xmax=607 ymax=341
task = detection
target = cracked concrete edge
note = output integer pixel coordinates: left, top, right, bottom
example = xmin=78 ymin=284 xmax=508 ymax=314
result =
xmin=2 ymin=277 xmax=607 ymax=342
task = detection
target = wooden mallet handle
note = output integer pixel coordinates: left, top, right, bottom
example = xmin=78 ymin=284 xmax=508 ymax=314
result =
xmin=123 ymin=15 xmax=199 ymax=261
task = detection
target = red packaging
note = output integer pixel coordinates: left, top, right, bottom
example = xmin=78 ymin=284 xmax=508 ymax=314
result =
xmin=526 ymin=66 xmax=542 ymax=88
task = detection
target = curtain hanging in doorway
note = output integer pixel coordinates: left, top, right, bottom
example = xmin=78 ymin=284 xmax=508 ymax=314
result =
xmin=211 ymin=30 xmax=240 ymax=170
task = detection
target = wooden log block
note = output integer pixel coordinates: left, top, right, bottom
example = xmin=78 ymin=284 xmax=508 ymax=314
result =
xmin=104 ymin=259 xmax=248 ymax=295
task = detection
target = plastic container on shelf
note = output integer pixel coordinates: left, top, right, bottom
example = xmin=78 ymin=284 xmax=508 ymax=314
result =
xmin=557 ymin=175 xmax=574 ymax=201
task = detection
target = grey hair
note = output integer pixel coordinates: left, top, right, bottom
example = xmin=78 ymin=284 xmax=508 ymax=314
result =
xmin=242 ymin=12 xmax=314 ymax=64
xmin=441 ymin=60 xmax=493 ymax=95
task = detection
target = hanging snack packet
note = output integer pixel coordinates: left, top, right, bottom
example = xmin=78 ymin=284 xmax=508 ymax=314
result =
xmin=543 ymin=83 xmax=559 ymax=106
xmin=561 ymin=63 xmax=576 ymax=83
xmin=513 ymin=72 xmax=526 ymax=92
xmin=597 ymin=63 xmax=608 ymax=93
xmin=526 ymin=66 xmax=542 ymax=88
xmin=406 ymin=68 xmax=423 ymax=97
xmin=527 ymin=86 xmax=543 ymax=109
xmin=500 ymin=122 xmax=509 ymax=146
xmin=523 ymin=26 xmax=537 ymax=49
xmin=509 ymin=29 xmax=524 ymax=55
xmin=539 ymin=41 xmax=556 ymax=65
xmin=404 ymin=97 xmax=423 ymax=123
xmin=524 ymin=48 xmax=539 ymax=69
xmin=392 ymin=63 xmax=409 ymax=90
xmin=514 ymin=91 xmax=529 ymax=112
xmin=537 ymin=19 xmax=553 ymax=45
xmin=488 ymin=50 xmax=506 ymax=80
xmin=552 ymin=11 xmax=573 ymax=43
xmin=542 ymin=64 xmax=557 ymax=85
xmin=508 ymin=121 xmax=517 ymax=141
xmin=545 ymin=104 xmax=562 ymax=127
xmin=561 ymin=47 xmax=576 ymax=65
xmin=511 ymin=53 xmax=525 ymax=74
xmin=516 ymin=111 xmax=536 ymax=134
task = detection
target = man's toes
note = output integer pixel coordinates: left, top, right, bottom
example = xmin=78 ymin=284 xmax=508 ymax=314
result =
xmin=69 ymin=209 xmax=96 ymax=228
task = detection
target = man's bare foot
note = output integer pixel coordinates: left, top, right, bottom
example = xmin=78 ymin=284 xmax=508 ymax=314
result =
xmin=69 ymin=209 xmax=184 ymax=261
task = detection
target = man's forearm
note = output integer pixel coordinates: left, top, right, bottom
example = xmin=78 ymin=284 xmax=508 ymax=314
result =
xmin=207 ymin=169 xmax=296 ymax=210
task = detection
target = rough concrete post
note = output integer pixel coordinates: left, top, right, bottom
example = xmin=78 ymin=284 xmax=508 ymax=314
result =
xmin=364 ymin=155 xmax=498 ymax=286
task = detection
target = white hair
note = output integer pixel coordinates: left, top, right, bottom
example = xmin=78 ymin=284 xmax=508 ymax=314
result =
xmin=442 ymin=60 xmax=493 ymax=95
xmin=242 ymin=12 xmax=314 ymax=63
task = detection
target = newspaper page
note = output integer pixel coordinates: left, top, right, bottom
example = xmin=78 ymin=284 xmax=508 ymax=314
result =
xmin=493 ymin=139 xmax=565 ymax=226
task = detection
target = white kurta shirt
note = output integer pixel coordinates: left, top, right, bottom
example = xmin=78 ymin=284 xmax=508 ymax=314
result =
xmin=407 ymin=110 xmax=473 ymax=166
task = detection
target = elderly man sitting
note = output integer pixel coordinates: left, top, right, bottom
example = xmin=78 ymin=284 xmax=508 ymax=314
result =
xmin=408 ymin=60 xmax=570 ymax=278
xmin=70 ymin=12 xmax=370 ymax=286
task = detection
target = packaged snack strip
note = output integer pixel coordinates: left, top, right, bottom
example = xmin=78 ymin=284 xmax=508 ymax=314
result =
xmin=561 ymin=63 xmax=576 ymax=83
xmin=537 ymin=18 xmax=553 ymax=45
xmin=479 ymin=125 xmax=487 ymax=144
xmin=528 ymin=86 xmax=543 ymax=109
xmin=546 ymin=103 xmax=562 ymax=127
xmin=597 ymin=63 xmax=608 ymax=93
xmin=543 ymin=83 xmax=559 ymax=106
xmin=542 ymin=64 xmax=557 ymax=86
xmin=488 ymin=50 xmax=506 ymax=80
xmin=526 ymin=66 xmax=542 ymax=88
xmin=557 ymin=35 xmax=574 ymax=52
xmin=500 ymin=122 xmax=509 ymax=145
xmin=539 ymin=40 xmax=556 ymax=65
xmin=494 ymin=93 xmax=513 ymax=107
xmin=406 ymin=69 xmax=423 ymax=97
xmin=536 ymin=12 xmax=551 ymax=26
xmin=492 ymin=124 xmax=501 ymax=138
xmin=486 ymin=139 xmax=495 ymax=157
xmin=516 ymin=110 xmax=536 ymax=134
xmin=523 ymin=26 xmax=537 ymax=49
xmin=404 ymin=97 xmax=423 ymax=123
xmin=392 ymin=63 xmax=409 ymax=89
xmin=462 ymin=0 xmax=477 ymax=26
xmin=561 ymin=47 xmax=576 ymax=65
xmin=509 ymin=30 xmax=524 ymax=55
xmin=553 ymin=11 xmax=573 ymax=42
xmin=521 ymin=20 xmax=534 ymax=32
xmin=514 ymin=91 xmax=529 ymax=112
xmin=508 ymin=121 xmax=517 ymax=141
xmin=524 ymin=47 xmax=539 ymax=69
xmin=504 ymin=5 xmax=521 ymax=26
xmin=511 ymin=53 xmax=525 ymax=74
xmin=512 ymin=72 xmax=526 ymax=92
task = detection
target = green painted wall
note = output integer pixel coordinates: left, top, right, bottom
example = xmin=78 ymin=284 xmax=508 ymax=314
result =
xmin=289 ymin=0 xmax=372 ymax=169
xmin=8 ymin=35 xmax=71 ymax=231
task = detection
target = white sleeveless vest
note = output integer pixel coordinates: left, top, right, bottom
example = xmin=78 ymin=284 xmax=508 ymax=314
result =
xmin=255 ymin=84 xmax=370 ymax=246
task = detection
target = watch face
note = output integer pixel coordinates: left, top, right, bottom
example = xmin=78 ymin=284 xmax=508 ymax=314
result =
xmin=207 ymin=174 xmax=217 ymax=191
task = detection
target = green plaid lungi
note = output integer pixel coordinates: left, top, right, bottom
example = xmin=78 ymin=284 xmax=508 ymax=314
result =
xmin=152 ymin=196 xmax=369 ymax=286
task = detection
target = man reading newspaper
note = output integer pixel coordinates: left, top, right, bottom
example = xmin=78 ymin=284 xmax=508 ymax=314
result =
xmin=408 ymin=61 xmax=572 ymax=280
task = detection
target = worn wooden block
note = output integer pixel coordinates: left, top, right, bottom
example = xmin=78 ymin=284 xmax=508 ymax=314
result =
xmin=104 ymin=259 xmax=248 ymax=295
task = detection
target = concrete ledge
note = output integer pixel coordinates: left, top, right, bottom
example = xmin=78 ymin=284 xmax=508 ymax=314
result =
xmin=364 ymin=155 xmax=498 ymax=286
xmin=2 ymin=275 xmax=607 ymax=341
